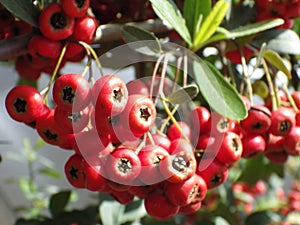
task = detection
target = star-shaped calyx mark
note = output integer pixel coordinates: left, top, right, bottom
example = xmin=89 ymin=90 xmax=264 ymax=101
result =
xmin=13 ymin=98 xmax=27 ymax=113
xmin=62 ymin=87 xmax=75 ymax=104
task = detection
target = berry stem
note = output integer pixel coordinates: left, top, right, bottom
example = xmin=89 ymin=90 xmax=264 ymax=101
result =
xmin=171 ymin=56 xmax=182 ymax=93
xmin=262 ymin=58 xmax=278 ymax=111
xmin=40 ymin=44 xmax=67 ymax=105
xmin=240 ymin=47 xmax=254 ymax=106
xmin=160 ymin=104 xmax=179 ymax=133
xmin=149 ymin=54 xmax=165 ymax=98
xmin=79 ymin=41 xmax=104 ymax=77
xmin=282 ymin=84 xmax=299 ymax=113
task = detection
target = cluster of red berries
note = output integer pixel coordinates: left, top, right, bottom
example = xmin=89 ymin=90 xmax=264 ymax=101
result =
xmin=15 ymin=0 xmax=98 ymax=81
xmin=90 ymin=0 xmax=155 ymax=24
xmin=255 ymin=0 xmax=300 ymax=29
xmin=0 ymin=6 xmax=32 ymax=41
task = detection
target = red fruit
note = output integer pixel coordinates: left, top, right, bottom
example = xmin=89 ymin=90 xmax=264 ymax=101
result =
xmin=242 ymin=134 xmax=266 ymax=158
xmin=208 ymin=112 xmax=236 ymax=136
xmin=105 ymin=148 xmax=141 ymax=185
xmin=265 ymin=150 xmax=289 ymax=164
xmin=160 ymin=141 xmax=197 ymax=183
xmin=128 ymin=185 xmax=156 ymax=199
xmin=83 ymin=156 xmax=107 ymax=191
xmin=296 ymin=112 xmax=300 ymax=126
xmin=65 ymin=42 xmax=85 ymax=60
xmin=126 ymin=79 xmax=149 ymax=96
xmin=196 ymin=159 xmax=228 ymax=189
xmin=39 ymin=3 xmax=75 ymax=40
xmin=269 ymin=108 xmax=295 ymax=136
xmin=165 ymin=174 xmax=199 ymax=206
xmin=168 ymin=138 xmax=194 ymax=155
xmin=73 ymin=15 xmax=98 ymax=43
xmin=54 ymin=106 xmax=90 ymax=134
xmin=167 ymin=121 xmax=192 ymax=141
xmin=145 ymin=133 xmax=171 ymax=151
xmin=110 ymin=190 xmax=134 ymax=205
xmin=138 ymin=144 xmax=170 ymax=185
xmin=36 ymin=109 xmax=74 ymax=148
xmin=144 ymin=191 xmax=179 ymax=221
xmin=189 ymin=106 xmax=211 ymax=135
xmin=292 ymin=91 xmax=300 ymax=109
xmin=92 ymin=74 xmax=128 ymax=116
xmin=61 ymin=0 xmax=90 ymax=18
xmin=215 ymin=131 xmax=243 ymax=165
xmin=119 ymin=95 xmax=156 ymax=137
xmin=5 ymin=85 xmax=44 ymax=123
xmin=179 ymin=201 xmax=202 ymax=215
xmin=240 ymin=105 xmax=271 ymax=134
xmin=14 ymin=55 xmax=42 ymax=81
xmin=28 ymin=35 xmax=62 ymax=59
xmin=64 ymin=154 xmax=85 ymax=188
xmin=283 ymin=127 xmax=300 ymax=156
xmin=52 ymin=73 xmax=91 ymax=111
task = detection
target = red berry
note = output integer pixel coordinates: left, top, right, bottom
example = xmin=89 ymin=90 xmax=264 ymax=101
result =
xmin=283 ymin=127 xmax=300 ymax=156
xmin=73 ymin=15 xmax=98 ymax=43
xmin=61 ymin=0 xmax=90 ymax=18
xmin=242 ymin=134 xmax=266 ymax=158
xmin=167 ymin=121 xmax=192 ymax=141
xmin=64 ymin=153 xmax=85 ymax=188
xmin=53 ymin=73 xmax=91 ymax=111
xmin=189 ymin=106 xmax=211 ymax=135
xmin=5 ymin=85 xmax=44 ymax=123
xmin=28 ymin=35 xmax=62 ymax=59
xmin=269 ymin=107 xmax=295 ymax=136
xmin=39 ymin=3 xmax=75 ymax=40
xmin=126 ymin=79 xmax=149 ymax=96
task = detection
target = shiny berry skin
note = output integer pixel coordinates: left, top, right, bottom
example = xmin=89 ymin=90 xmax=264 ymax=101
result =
xmin=167 ymin=121 xmax=192 ymax=141
xmin=208 ymin=112 xmax=236 ymax=136
xmin=126 ymin=79 xmax=149 ymax=96
xmin=73 ymin=15 xmax=98 ymax=43
xmin=105 ymin=148 xmax=141 ymax=185
xmin=64 ymin=153 xmax=85 ymax=188
xmin=92 ymin=74 xmax=128 ymax=116
xmin=138 ymin=144 xmax=170 ymax=185
xmin=179 ymin=201 xmax=202 ymax=215
xmin=27 ymin=35 xmax=62 ymax=59
xmin=110 ymin=190 xmax=134 ymax=205
xmin=189 ymin=106 xmax=210 ymax=135
xmin=36 ymin=109 xmax=74 ymax=148
xmin=61 ymin=0 xmax=90 ymax=18
xmin=269 ymin=108 xmax=295 ymax=136
xmin=39 ymin=3 xmax=75 ymax=40
xmin=215 ymin=131 xmax=243 ymax=165
xmin=5 ymin=85 xmax=44 ymax=123
xmin=197 ymin=159 xmax=228 ymax=189
xmin=242 ymin=134 xmax=266 ymax=158
xmin=54 ymin=106 xmax=90 ymax=134
xmin=119 ymin=95 xmax=156 ymax=137
xmin=283 ymin=127 xmax=300 ymax=156
xmin=145 ymin=133 xmax=171 ymax=151
xmin=240 ymin=105 xmax=271 ymax=134
xmin=144 ymin=191 xmax=179 ymax=221
xmin=160 ymin=141 xmax=197 ymax=183
xmin=52 ymin=73 xmax=91 ymax=112
xmin=14 ymin=55 xmax=42 ymax=81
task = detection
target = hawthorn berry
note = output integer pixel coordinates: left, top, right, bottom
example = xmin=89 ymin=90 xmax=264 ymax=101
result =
xmin=269 ymin=107 xmax=295 ymax=136
xmin=73 ymin=15 xmax=98 ymax=43
xmin=64 ymin=153 xmax=85 ymax=188
xmin=39 ymin=3 xmax=75 ymax=41
xmin=61 ymin=0 xmax=90 ymax=18
xmin=5 ymin=85 xmax=44 ymax=123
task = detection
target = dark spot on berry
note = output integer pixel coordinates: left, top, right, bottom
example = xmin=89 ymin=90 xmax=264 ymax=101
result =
xmin=68 ymin=112 xmax=82 ymax=123
xmin=117 ymin=158 xmax=132 ymax=173
xmin=112 ymin=87 xmax=124 ymax=103
xmin=218 ymin=118 xmax=229 ymax=132
xmin=14 ymin=98 xmax=27 ymax=113
xmin=279 ymin=120 xmax=290 ymax=133
xmin=154 ymin=155 xmax=163 ymax=164
xmin=43 ymin=130 xmax=58 ymax=141
xmin=75 ymin=0 xmax=85 ymax=8
xmin=232 ymin=137 xmax=240 ymax=152
xmin=69 ymin=166 xmax=79 ymax=179
xmin=50 ymin=12 xmax=68 ymax=29
xmin=62 ymin=87 xmax=75 ymax=104
xmin=172 ymin=156 xmax=187 ymax=172
xmin=210 ymin=174 xmax=222 ymax=186
xmin=140 ymin=107 xmax=151 ymax=121
xmin=251 ymin=122 xmax=263 ymax=130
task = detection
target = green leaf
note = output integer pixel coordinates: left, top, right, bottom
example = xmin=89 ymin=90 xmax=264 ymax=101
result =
xmin=197 ymin=18 xmax=284 ymax=50
xmin=253 ymin=29 xmax=300 ymax=55
xmin=0 ymin=0 xmax=39 ymax=27
xmin=183 ymin=0 xmax=211 ymax=39
xmin=33 ymin=138 xmax=45 ymax=151
xmin=193 ymin=59 xmax=247 ymax=120
xmin=99 ymin=201 xmax=126 ymax=225
xmin=166 ymin=84 xmax=199 ymax=104
xmin=121 ymin=25 xmax=162 ymax=56
xmin=245 ymin=211 xmax=281 ymax=225
xmin=49 ymin=190 xmax=72 ymax=217
xmin=193 ymin=0 xmax=229 ymax=50
xmin=263 ymin=49 xmax=291 ymax=79
xmin=149 ymin=0 xmax=192 ymax=46
xmin=38 ymin=168 xmax=61 ymax=179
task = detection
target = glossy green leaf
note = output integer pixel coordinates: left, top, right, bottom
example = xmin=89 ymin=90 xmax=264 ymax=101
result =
xmin=245 ymin=211 xmax=281 ymax=225
xmin=196 ymin=18 xmax=284 ymax=50
xmin=122 ymin=25 xmax=162 ymax=56
xmin=253 ymin=29 xmax=300 ymax=55
xmin=183 ymin=0 xmax=211 ymax=39
xmin=99 ymin=201 xmax=126 ymax=225
xmin=193 ymin=59 xmax=247 ymax=120
xmin=49 ymin=190 xmax=72 ymax=217
xmin=193 ymin=0 xmax=229 ymax=50
xmin=149 ymin=0 xmax=192 ymax=46
xmin=263 ymin=49 xmax=291 ymax=79
xmin=0 ymin=0 xmax=39 ymax=27
xmin=166 ymin=84 xmax=199 ymax=104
